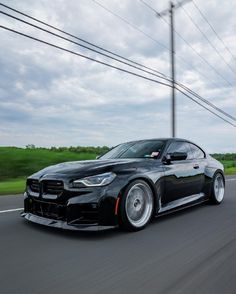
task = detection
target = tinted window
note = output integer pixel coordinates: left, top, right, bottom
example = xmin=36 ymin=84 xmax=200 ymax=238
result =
xmin=189 ymin=143 xmax=205 ymax=159
xmin=99 ymin=142 xmax=133 ymax=159
xmin=167 ymin=141 xmax=192 ymax=160
xmin=100 ymin=140 xmax=165 ymax=159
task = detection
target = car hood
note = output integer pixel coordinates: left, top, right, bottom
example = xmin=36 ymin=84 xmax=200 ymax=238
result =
xmin=29 ymin=158 xmax=159 ymax=179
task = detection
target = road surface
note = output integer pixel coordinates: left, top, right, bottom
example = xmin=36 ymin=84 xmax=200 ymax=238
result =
xmin=0 ymin=176 xmax=236 ymax=294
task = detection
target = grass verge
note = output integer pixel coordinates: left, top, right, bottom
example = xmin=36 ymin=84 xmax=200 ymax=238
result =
xmin=0 ymin=178 xmax=26 ymax=196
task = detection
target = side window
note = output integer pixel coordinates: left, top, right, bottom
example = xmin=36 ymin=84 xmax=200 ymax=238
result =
xmin=167 ymin=142 xmax=192 ymax=160
xmin=189 ymin=144 xmax=205 ymax=159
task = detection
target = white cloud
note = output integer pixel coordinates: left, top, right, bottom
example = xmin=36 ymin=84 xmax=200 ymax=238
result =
xmin=0 ymin=0 xmax=235 ymax=152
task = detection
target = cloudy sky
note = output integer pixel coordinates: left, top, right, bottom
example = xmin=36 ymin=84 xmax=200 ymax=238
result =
xmin=0 ymin=0 xmax=235 ymax=152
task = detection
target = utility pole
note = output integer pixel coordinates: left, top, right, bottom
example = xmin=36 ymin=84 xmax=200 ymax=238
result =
xmin=156 ymin=0 xmax=191 ymax=138
xmin=170 ymin=2 xmax=175 ymax=138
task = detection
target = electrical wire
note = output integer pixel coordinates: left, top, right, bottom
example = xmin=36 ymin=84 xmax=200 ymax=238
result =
xmin=91 ymin=0 xmax=169 ymax=51
xmin=0 ymin=2 xmax=168 ymax=78
xmin=0 ymin=0 xmax=219 ymax=89
xmin=139 ymin=0 xmax=234 ymax=87
xmin=192 ymin=0 xmax=236 ymax=62
xmin=1 ymin=8 xmax=235 ymax=122
xmin=139 ymin=0 xmax=218 ymax=87
xmin=176 ymin=87 xmax=236 ymax=127
xmin=0 ymin=25 xmax=171 ymax=88
xmin=177 ymin=83 xmax=236 ymax=122
xmin=139 ymin=0 xmax=220 ymax=88
xmin=0 ymin=10 xmax=171 ymax=83
xmin=1 ymin=3 xmax=235 ymax=123
xmin=180 ymin=3 xmax=236 ymax=77
xmin=0 ymin=24 xmax=235 ymax=127
xmin=92 ymin=0 xmax=211 ymax=86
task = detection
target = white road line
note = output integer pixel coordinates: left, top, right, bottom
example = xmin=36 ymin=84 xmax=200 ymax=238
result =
xmin=0 ymin=208 xmax=23 ymax=214
xmin=226 ymin=178 xmax=236 ymax=182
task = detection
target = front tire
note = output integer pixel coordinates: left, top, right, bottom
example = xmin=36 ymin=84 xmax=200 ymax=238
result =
xmin=211 ymin=172 xmax=225 ymax=204
xmin=119 ymin=180 xmax=154 ymax=231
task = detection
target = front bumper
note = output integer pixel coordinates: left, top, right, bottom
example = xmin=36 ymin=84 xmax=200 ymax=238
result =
xmin=23 ymin=174 xmax=126 ymax=231
xmin=21 ymin=212 xmax=116 ymax=231
xmin=23 ymin=189 xmax=119 ymax=230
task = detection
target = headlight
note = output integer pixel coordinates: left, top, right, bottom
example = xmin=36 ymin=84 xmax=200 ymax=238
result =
xmin=73 ymin=172 xmax=116 ymax=187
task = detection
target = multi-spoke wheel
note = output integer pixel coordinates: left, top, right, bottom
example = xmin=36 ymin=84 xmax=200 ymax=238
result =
xmin=119 ymin=180 xmax=154 ymax=231
xmin=211 ymin=173 xmax=225 ymax=204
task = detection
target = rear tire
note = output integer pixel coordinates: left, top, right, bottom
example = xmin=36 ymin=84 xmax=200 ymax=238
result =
xmin=211 ymin=172 xmax=225 ymax=204
xmin=119 ymin=180 xmax=154 ymax=231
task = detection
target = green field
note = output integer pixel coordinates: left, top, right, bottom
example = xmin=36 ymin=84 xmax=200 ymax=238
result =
xmin=0 ymin=146 xmax=102 ymax=195
xmin=0 ymin=178 xmax=26 ymax=195
xmin=221 ymin=160 xmax=236 ymax=175
xmin=212 ymin=154 xmax=236 ymax=175
xmin=0 ymin=147 xmax=235 ymax=195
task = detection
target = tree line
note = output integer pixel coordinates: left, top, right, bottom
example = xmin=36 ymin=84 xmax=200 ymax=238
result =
xmin=26 ymin=144 xmax=110 ymax=155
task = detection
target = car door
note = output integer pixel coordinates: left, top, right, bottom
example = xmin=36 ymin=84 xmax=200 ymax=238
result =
xmin=188 ymin=143 xmax=207 ymax=194
xmin=162 ymin=141 xmax=203 ymax=204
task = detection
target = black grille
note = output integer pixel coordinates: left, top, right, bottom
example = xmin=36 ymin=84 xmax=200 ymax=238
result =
xmin=43 ymin=180 xmax=64 ymax=195
xmin=28 ymin=179 xmax=40 ymax=193
xmin=27 ymin=179 xmax=64 ymax=196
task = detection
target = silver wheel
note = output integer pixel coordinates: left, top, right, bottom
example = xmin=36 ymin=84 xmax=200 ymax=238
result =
xmin=125 ymin=182 xmax=153 ymax=228
xmin=214 ymin=173 xmax=225 ymax=203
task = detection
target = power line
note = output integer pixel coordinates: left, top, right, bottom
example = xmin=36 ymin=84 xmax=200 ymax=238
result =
xmin=0 ymin=10 xmax=171 ymax=84
xmin=139 ymin=0 xmax=219 ymax=89
xmin=1 ymin=2 xmax=235 ymax=124
xmin=139 ymin=0 xmax=234 ymax=87
xmin=0 ymin=2 xmax=168 ymax=79
xmin=1 ymin=25 xmax=235 ymax=127
xmin=91 ymin=0 xmax=169 ymax=51
xmin=92 ymin=0 xmax=200 ymax=84
xmin=2 ymin=0 xmax=228 ymax=97
xmin=176 ymin=87 xmax=236 ymax=127
xmin=2 ymin=8 xmax=235 ymax=123
xmin=173 ymin=28 xmax=234 ymax=87
xmin=0 ymin=25 xmax=172 ymax=88
xmin=192 ymin=0 xmax=236 ymax=62
xmin=139 ymin=0 xmax=236 ymax=125
xmin=92 ymin=0 xmax=221 ymax=89
xmin=178 ymin=83 xmax=236 ymax=122
xmin=92 ymin=0 xmax=232 ymax=109
xmin=180 ymin=3 xmax=236 ymax=77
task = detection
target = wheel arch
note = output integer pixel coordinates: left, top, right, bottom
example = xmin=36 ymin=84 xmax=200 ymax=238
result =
xmin=118 ymin=176 xmax=159 ymax=217
xmin=210 ymin=169 xmax=225 ymax=204
xmin=213 ymin=169 xmax=225 ymax=184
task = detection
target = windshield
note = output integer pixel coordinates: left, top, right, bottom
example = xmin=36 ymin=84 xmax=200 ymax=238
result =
xmin=99 ymin=140 xmax=165 ymax=159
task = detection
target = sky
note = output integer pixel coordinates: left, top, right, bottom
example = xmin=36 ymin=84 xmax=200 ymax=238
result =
xmin=0 ymin=0 xmax=235 ymax=153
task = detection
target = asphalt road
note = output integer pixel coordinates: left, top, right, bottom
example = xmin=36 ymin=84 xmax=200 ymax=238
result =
xmin=1 ymin=176 xmax=236 ymax=294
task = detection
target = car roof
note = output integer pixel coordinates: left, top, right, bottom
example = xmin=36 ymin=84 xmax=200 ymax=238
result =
xmin=124 ymin=138 xmax=190 ymax=144
xmin=111 ymin=138 xmax=206 ymax=155
xmin=122 ymin=138 xmax=204 ymax=149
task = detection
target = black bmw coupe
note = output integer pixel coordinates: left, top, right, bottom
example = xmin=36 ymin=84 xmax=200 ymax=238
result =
xmin=22 ymin=138 xmax=225 ymax=231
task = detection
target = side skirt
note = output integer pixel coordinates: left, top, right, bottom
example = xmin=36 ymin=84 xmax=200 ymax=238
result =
xmin=158 ymin=193 xmax=208 ymax=215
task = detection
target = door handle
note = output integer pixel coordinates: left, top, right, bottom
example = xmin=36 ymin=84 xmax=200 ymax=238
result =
xmin=193 ymin=164 xmax=199 ymax=169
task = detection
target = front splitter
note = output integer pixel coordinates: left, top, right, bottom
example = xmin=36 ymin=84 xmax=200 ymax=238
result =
xmin=21 ymin=212 xmax=116 ymax=231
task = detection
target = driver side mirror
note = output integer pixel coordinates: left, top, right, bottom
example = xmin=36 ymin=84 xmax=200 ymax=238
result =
xmin=163 ymin=152 xmax=187 ymax=164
